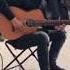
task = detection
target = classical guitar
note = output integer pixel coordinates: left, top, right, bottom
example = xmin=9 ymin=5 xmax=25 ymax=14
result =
xmin=0 ymin=6 xmax=70 ymax=40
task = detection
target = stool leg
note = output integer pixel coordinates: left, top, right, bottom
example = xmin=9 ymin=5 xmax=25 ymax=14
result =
xmin=4 ymin=42 xmax=25 ymax=70
xmin=29 ymin=48 xmax=38 ymax=61
xmin=7 ymin=48 xmax=38 ymax=70
xmin=20 ymin=48 xmax=37 ymax=65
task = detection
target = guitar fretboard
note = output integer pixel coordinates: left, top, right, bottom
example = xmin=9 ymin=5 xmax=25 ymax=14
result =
xmin=27 ymin=19 xmax=70 ymax=27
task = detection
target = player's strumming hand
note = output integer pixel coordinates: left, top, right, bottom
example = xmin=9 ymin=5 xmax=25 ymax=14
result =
xmin=11 ymin=17 xmax=38 ymax=33
xmin=11 ymin=17 xmax=24 ymax=32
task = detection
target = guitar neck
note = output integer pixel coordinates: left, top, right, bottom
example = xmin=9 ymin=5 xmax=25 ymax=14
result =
xmin=36 ymin=20 xmax=70 ymax=26
xmin=28 ymin=19 xmax=70 ymax=27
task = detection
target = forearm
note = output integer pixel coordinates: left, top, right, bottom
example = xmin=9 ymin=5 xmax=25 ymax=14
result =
xmin=0 ymin=0 xmax=15 ymax=20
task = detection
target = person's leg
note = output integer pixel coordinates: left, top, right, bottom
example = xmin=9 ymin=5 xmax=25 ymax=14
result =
xmin=8 ymin=31 xmax=49 ymax=70
xmin=35 ymin=31 xmax=49 ymax=70
xmin=49 ymin=31 xmax=66 ymax=70
xmin=48 ymin=2 xmax=68 ymax=70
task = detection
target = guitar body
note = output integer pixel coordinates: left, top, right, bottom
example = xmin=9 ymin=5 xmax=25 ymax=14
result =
xmin=0 ymin=6 xmax=45 ymax=40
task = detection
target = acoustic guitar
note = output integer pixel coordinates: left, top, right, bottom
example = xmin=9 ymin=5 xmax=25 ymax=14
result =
xmin=0 ymin=6 xmax=70 ymax=40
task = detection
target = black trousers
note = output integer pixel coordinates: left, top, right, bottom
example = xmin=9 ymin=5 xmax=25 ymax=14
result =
xmin=42 ymin=28 xmax=66 ymax=67
xmin=49 ymin=31 xmax=66 ymax=67
xmin=8 ymin=31 xmax=49 ymax=70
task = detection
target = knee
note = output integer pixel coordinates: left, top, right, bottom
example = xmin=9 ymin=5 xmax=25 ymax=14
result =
xmin=35 ymin=31 xmax=49 ymax=46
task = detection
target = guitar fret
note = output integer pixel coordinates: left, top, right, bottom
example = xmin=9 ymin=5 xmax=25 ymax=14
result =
xmin=33 ymin=20 xmax=70 ymax=27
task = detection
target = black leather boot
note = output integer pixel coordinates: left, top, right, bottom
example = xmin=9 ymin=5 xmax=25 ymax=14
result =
xmin=49 ymin=48 xmax=65 ymax=70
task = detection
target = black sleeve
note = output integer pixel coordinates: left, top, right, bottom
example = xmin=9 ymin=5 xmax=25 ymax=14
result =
xmin=59 ymin=3 xmax=69 ymax=20
xmin=46 ymin=0 xmax=60 ymax=19
xmin=0 ymin=0 xmax=15 ymax=20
